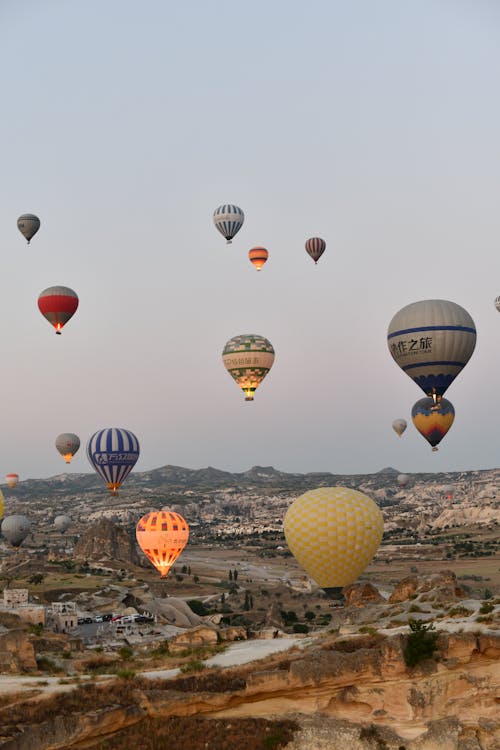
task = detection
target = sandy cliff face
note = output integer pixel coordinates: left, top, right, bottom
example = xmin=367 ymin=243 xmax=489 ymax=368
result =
xmin=1 ymin=632 xmax=498 ymax=749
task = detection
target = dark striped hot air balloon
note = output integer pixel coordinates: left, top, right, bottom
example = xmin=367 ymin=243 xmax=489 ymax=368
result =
xmin=38 ymin=286 xmax=79 ymax=334
xmin=87 ymin=428 xmax=140 ymax=496
xmin=411 ymin=397 xmax=455 ymax=451
xmin=305 ymin=237 xmax=326 ymax=265
xmin=248 ymin=246 xmax=268 ymax=271
xmin=17 ymin=214 xmax=40 ymax=244
xmin=213 ymin=204 xmax=244 ymax=244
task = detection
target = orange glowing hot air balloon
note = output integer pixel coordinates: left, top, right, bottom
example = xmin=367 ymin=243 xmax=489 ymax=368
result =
xmin=248 ymin=246 xmax=269 ymax=271
xmin=136 ymin=510 xmax=189 ymax=578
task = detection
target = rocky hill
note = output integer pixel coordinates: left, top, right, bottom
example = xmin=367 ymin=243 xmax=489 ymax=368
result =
xmin=73 ymin=519 xmax=140 ymax=565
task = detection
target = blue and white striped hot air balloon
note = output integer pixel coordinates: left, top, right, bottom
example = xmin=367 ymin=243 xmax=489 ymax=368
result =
xmin=87 ymin=428 xmax=140 ymax=496
xmin=387 ymin=299 xmax=476 ymax=402
xmin=213 ymin=204 xmax=244 ymax=244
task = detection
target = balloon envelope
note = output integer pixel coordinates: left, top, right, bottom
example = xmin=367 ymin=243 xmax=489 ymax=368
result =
xmin=38 ymin=286 xmax=79 ymax=334
xmin=54 ymin=514 xmax=71 ymax=532
xmin=387 ymin=300 xmax=476 ymax=401
xmin=2 ymin=514 xmax=31 ymax=547
xmin=443 ymin=484 xmax=455 ymax=499
xmin=136 ymin=510 xmax=189 ymax=578
xmin=283 ymin=487 xmax=383 ymax=591
xmin=0 ymin=490 xmax=3 ymax=520
xmin=56 ymin=433 xmax=80 ymax=464
xmin=495 ymin=297 xmax=500 ymax=312
xmin=87 ymin=428 xmax=140 ymax=495
xmin=411 ymin=397 xmax=455 ymax=450
xmin=222 ymin=334 xmax=275 ymax=401
xmin=17 ymin=214 xmax=40 ymax=243
xmin=248 ymin=246 xmax=268 ymax=271
xmin=5 ymin=473 xmax=19 ymax=489
xmin=397 ymin=473 xmax=409 ymax=488
xmin=305 ymin=237 xmax=326 ymax=264
xmin=213 ymin=204 xmax=244 ymax=244
xmin=392 ymin=419 xmax=407 ymax=437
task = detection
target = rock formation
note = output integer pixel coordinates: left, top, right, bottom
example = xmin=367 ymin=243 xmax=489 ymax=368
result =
xmin=343 ymin=583 xmax=385 ymax=607
xmin=389 ymin=570 xmax=464 ymax=603
xmin=73 ymin=519 xmax=140 ymax=565
xmin=0 ymin=629 xmax=37 ymax=672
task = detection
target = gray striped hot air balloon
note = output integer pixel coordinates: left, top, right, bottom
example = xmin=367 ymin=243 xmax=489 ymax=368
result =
xmin=2 ymin=514 xmax=31 ymax=547
xmin=397 ymin=473 xmax=409 ymax=488
xmin=213 ymin=204 xmax=244 ymax=244
xmin=494 ymin=296 xmax=500 ymax=312
xmin=17 ymin=214 xmax=40 ymax=244
xmin=55 ymin=433 xmax=80 ymax=464
xmin=387 ymin=300 xmax=476 ymax=403
xmin=222 ymin=334 xmax=275 ymax=401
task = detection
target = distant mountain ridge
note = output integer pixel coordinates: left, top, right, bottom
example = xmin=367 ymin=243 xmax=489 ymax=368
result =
xmin=4 ymin=463 xmax=478 ymax=499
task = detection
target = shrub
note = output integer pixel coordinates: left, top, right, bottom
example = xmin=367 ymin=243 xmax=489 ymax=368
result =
xmin=292 ymin=623 xmax=309 ymax=634
xmin=118 ymin=646 xmax=133 ymax=661
xmin=116 ymin=669 xmax=136 ymax=680
xmin=479 ymin=602 xmax=494 ymax=615
xmin=186 ymin=599 xmax=209 ymax=616
xmin=180 ymin=659 xmax=205 ymax=673
xmin=404 ymin=619 xmax=438 ymax=667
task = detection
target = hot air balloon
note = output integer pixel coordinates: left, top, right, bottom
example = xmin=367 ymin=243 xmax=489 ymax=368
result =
xmin=56 ymin=433 xmax=80 ymax=464
xmin=17 ymin=214 xmax=40 ymax=243
xmin=5 ymin=473 xmax=19 ymax=489
xmin=0 ymin=490 xmax=4 ymax=521
xmin=54 ymin=514 xmax=71 ymax=532
xmin=397 ymin=473 xmax=409 ymax=488
xmin=136 ymin=510 xmax=189 ymax=578
xmin=87 ymin=428 xmax=140 ymax=496
xmin=248 ymin=246 xmax=268 ymax=271
xmin=443 ymin=484 xmax=455 ymax=500
xmin=411 ymin=397 xmax=455 ymax=451
xmin=495 ymin=297 xmax=500 ymax=312
xmin=387 ymin=300 xmax=476 ymax=403
xmin=213 ymin=204 xmax=244 ymax=244
xmin=305 ymin=237 xmax=326 ymax=265
xmin=38 ymin=286 xmax=79 ymax=334
xmin=2 ymin=515 xmax=31 ymax=547
xmin=392 ymin=419 xmax=407 ymax=437
xmin=222 ymin=334 xmax=275 ymax=401
xmin=283 ymin=487 xmax=383 ymax=598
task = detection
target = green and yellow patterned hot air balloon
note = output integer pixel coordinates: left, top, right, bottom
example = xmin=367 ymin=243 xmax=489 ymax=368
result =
xmin=284 ymin=487 xmax=384 ymax=598
xmin=222 ymin=334 xmax=275 ymax=401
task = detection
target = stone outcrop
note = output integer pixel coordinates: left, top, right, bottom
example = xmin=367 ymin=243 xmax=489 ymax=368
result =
xmin=147 ymin=597 xmax=203 ymax=628
xmin=343 ymin=583 xmax=385 ymax=607
xmin=73 ymin=519 xmax=140 ymax=565
xmin=168 ymin=625 xmax=218 ymax=654
xmin=0 ymin=630 xmax=37 ymax=672
xmin=389 ymin=570 xmax=464 ymax=603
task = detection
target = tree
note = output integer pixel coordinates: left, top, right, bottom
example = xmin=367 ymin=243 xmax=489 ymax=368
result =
xmin=233 ymin=569 xmax=238 ymax=581
xmin=29 ymin=573 xmax=44 ymax=585
xmin=228 ymin=570 xmax=233 ymax=581
xmin=404 ymin=619 xmax=439 ymax=667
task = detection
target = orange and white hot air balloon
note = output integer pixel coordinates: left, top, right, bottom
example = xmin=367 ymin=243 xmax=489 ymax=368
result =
xmin=248 ymin=246 xmax=269 ymax=271
xmin=136 ymin=510 xmax=189 ymax=578
xmin=5 ymin=473 xmax=19 ymax=489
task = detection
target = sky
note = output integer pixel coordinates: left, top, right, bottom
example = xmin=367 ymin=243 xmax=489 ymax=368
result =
xmin=1 ymin=0 xmax=500 ymax=480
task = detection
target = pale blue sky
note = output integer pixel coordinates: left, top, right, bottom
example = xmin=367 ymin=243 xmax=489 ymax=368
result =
xmin=1 ymin=1 xmax=500 ymax=479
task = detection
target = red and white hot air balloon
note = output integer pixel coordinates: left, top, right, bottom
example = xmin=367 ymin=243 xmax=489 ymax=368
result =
xmin=38 ymin=286 xmax=79 ymax=334
xmin=5 ymin=473 xmax=19 ymax=489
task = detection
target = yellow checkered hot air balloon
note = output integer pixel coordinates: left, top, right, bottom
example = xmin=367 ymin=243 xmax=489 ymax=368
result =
xmin=283 ymin=487 xmax=383 ymax=598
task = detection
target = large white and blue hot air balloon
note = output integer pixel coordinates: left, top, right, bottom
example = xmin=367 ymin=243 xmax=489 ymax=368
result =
xmin=213 ymin=204 xmax=244 ymax=244
xmin=87 ymin=428 xmax=140 ymax=496
xmin=387 ymin=300 xmax=476 ymax=403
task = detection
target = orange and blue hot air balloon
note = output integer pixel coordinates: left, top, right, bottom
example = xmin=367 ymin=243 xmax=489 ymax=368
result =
xmin=411 ymin=397 xmax=455 ymax=451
